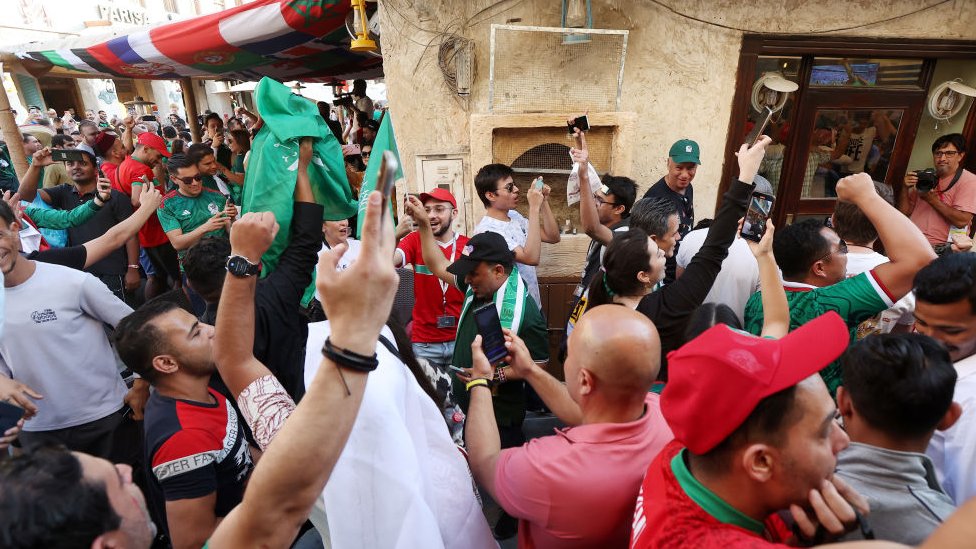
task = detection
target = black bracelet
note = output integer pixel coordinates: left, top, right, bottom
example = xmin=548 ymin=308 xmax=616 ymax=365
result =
xmin=322 ymin=337 xmax=379 ymax=373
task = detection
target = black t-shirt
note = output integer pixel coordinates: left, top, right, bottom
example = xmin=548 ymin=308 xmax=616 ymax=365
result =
xmin=43 ymin=184 xmax=132 ymax=276
xmin=575 ymin=217 xmax=630 ymax=298
xmin=643 ymin=178 xmax=694 ymax=236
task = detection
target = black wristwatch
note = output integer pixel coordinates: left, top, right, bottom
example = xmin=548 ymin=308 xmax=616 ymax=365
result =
xmin=225 ymin=255 xmax=261 ymax=277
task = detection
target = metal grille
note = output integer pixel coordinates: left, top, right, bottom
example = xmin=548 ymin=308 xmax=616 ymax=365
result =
xmin=489 ymin=24 xmax=628 ymax=114
xmin=492 ymin=126 xmax=615 ymax=230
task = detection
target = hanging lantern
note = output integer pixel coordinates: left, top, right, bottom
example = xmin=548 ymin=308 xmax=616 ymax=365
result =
xmin=350 ymin=0 xmax=377 ymax=53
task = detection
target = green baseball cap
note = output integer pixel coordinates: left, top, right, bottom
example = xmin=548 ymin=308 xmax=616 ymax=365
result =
xmin=669 ymin=139 xmax=701 ymax=165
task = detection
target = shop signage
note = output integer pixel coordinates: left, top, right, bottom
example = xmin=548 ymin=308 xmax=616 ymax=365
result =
xmin=98 ymin=3 xmax=149 ymax=26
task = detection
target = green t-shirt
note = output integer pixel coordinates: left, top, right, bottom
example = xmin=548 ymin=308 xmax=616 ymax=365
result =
xmin=156 ymin=188 xmax=228 ymax=262
xmin=743 ymin=272 xmax=891 ymax=395
xmin=451 ymin=280 xmax=550 ymax=428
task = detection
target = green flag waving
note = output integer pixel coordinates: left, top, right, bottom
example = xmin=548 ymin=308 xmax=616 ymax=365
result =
xmin=243 ymin=77 xmax=356 ymax=275
xmin=356 ymin=111 xmax=403 ymax=237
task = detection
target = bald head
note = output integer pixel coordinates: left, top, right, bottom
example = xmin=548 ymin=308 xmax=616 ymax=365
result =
xmin=568 ymin=305 xmax=661 ymax=401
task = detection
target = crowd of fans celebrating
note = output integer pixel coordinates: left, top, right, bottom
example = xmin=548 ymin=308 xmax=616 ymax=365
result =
xmin=2 ymin=77 xmax=976 ymax=549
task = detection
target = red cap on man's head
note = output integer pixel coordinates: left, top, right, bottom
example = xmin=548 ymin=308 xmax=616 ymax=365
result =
xmin=137 ymin=132 xmax=171 ymax=158
xmin=661 ymin=312 xmax=849 ymax=455
xmin=419 ymin=188 xmax=457 ymax=209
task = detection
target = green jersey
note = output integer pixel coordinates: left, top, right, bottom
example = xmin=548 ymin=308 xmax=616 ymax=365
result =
xmin=450 ymin=277 xmax=550 ymax=428
xmin=743 ymin=271 xmax=893 ymax=395
xmin=156 ymin=188 xmax=228 ymax=262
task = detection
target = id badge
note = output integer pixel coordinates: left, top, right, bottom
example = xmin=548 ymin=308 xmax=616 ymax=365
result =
xmin=436 ymin=315 xmax=457 ymax=329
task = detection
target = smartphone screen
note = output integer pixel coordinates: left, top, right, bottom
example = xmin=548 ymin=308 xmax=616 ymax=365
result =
xmin=0 ymin=401 xmax=24 ymax=433
xmin=740 ymin=192 xmax=775 ymax=242
xmin=745 ymin=107 xmax=774 ymax=146
xmin=474 ymin=304 xmax=509 ymax=365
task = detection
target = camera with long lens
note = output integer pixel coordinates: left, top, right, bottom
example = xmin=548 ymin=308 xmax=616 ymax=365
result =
xmin=914 ymin=168 xmax=938 ymax=193
xmin=333 ymin=92 xmax=356 ymax=108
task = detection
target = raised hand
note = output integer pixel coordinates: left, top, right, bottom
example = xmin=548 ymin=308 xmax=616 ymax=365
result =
xmin=527 ymin=182 xmax=544 ymax=211
xmin=404 ymin=195 xmax=429 ymax=227
xmin=316 ymin=191 xmax=398 ymax=356
xmin=836 ymin=172 xmax=877 ymax=205
xmin=230 ymin=211 xmax=279 ymax=264
xmin=32 ymin=147 xmax=55 ymax=168
xmin=735 ymin=135 xmax=771 ymax=184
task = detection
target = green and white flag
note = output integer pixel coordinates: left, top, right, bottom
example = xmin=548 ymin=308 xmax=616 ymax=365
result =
xmin=356 ymin=111 xmax=403 ymax=237
xmin=243 ymin=77 xmax=356 ymax=275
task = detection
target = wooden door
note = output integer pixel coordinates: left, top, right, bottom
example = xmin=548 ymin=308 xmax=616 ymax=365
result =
xmin=773 ymin=91 xmax=926 ymax=226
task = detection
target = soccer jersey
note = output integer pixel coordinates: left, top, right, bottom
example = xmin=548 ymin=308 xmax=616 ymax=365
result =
xmin=396 ymin=231 xmax=469 ymax=343
xmin=157 ymin=188 xmax=228 ymax=262
xmin=144 ymin=388 xmax=254 ymax=536
xmin=743 ymin=270 xmax=893 ymax=394
xmin=114 ymin=156 xmax=169 ymax=247
xmin=630 ymin=442 xmax=793 ymax=548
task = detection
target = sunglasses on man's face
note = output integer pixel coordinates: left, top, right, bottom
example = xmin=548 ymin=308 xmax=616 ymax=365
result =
xmin=173 ymin=175 xmax=203 ymax=185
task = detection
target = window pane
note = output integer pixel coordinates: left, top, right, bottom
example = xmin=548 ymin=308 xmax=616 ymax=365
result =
xmin=749 ymin=56 xmax=801 ymax=196
xmin=800 ymin=109 xmax=904 ymax=199
xmin=810 ymin=58 xmax=924 ymax=88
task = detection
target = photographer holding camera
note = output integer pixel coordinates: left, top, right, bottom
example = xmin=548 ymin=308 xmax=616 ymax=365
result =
xmin=899 ymin=134 xmax=976 ymax=245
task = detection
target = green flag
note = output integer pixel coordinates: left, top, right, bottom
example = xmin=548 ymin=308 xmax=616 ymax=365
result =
xmin=356 ymin=111 xmax=403 ymax=237
xmin=243 ymin=77 xmax=356 ymax=275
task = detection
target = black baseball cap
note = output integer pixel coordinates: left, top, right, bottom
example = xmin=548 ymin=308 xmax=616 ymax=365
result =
xmin=447 ymin=232 xmax=514 ymax=281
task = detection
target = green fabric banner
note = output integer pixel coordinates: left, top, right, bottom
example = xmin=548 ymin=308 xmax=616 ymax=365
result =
xmin=242 ymin=77 xmax=356 ymax=275
xmin=356 ymin=111 xmax=403 ymax=237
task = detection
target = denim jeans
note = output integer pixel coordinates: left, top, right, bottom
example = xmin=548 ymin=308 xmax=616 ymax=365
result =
xmin=412 ymin=341 xmax=455 ymax=368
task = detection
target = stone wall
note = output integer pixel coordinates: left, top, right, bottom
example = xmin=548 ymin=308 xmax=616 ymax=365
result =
xmin=380 ymin=0 xmax=976 ymax=275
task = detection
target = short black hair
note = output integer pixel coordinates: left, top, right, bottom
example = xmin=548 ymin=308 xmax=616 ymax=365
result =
xmin=914 ymin=252 xmax=976 ymax=314
xmin=162 ymin=125 xmax=178 ymax=139
xmin=186 ymin=143 xmax=215 ymax=166
xmin=629 ymin=197 xmax=678 ymax=237
xmin=0 ymin=444 xmax=121 ymax=548
xmin=114 ymin=300 xmax=182 ymax=383
xmin=684 ymin=303 xmax=743 ymax=343
xmin=204 ymin=112 xmax=222 ymax=127
xmin=183 ymin=236 xmax=231 ymax=301
xmin=167 ymin=153 xmax=192 ymax=176
xmin=474 ymin=163 xmax=515 ymax=208
xmin=602 ymin=175 xmax=638 ymax=217
xmin=932 ymin=133 xmax=967 ymax=154
xmin=694 ymin=386 xmax=801 ymax=473
xmin=0 ymin=197 xmax=17 ymax=225
xmin=51 ymin=134 xmax=73 ymax=148
xmin=841 ymin=333 xmax=956 ymax=438
xmin=773 ymin=218 xmax=831 ymax=279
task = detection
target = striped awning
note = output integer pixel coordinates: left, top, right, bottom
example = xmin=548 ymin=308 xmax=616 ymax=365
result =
xmin=12 ymin=0 xmax=382 ymax=82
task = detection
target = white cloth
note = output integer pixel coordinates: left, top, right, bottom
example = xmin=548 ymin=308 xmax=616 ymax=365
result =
xmin=304 ymin=323 xmax=497 ymax=549
xmin=473 ymin=211 xmax=541 ymax=309
xmin=927 ymin=353 xmax=976 ymax=505
xmin=844 ymin=251 xmax=915 ymax=335
xmin=674 ymin=228 xmax=759 ymax=324
xmin=0 ymin=262 xmax=131 ymax=431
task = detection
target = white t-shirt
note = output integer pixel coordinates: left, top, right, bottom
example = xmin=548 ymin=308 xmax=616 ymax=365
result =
xmin=303 ymin=323 xmax=495 ymax=549
xmin=927 ymin=352 xmax=976 ymax=505
xmin=0 ymin=262 xmax=131 ymax=431
xmin=473 ymin=211 xmax=541 ymax=309
xmin=675 ymin=229 xmax=759 ymax=324
xmin=844 ymin=250 xmax=915 ymax=335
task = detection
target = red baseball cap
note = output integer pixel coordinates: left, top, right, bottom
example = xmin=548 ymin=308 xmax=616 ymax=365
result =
xmin=419 ymin=188 xmax=457 ymax=209
xmin=661 ymin=311 xmax=849 ymax=455
xmin=137 ymin=132 xmax=171 ymax=158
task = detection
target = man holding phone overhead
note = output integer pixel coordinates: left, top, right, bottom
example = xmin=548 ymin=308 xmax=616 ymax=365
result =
xmin=404 ymin=204 xmax=549 ymax=449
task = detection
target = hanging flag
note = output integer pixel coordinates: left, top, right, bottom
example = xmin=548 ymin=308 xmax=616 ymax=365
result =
xmin=242 ymin=77 xmax=356 ymax=275
xmin=356 ymin=111 xmax=403 ymax=237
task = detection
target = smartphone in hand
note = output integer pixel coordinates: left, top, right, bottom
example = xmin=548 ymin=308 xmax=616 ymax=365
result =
xmin=474 ymin=304 xmax=509 ymax=366
xmin=740 ymin=191 xmax=775 ymax=242
xmin=0 ymin=401 xmax=24 ymax=433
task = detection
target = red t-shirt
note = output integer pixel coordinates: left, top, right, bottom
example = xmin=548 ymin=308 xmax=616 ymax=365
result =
xmin=100 ymin=161 xmax=118 ymax=187
xmin=115 ymin=156 xmax=169 ymax=247
xmin=630 ymin=441 xmax=793 ymax=548
xmin=396 ymin=231 xmax=468 ymax=343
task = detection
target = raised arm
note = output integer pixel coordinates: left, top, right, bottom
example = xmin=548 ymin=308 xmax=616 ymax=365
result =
xmin=208 ymin=190 xmax=398 ymax=549
xmin=571 ymin=129 xmax=613 ymax=245
xmin=16 ymin=148 xmax=54 ymax=203
xmin=83 ymin=184 xmax=162 ymax=268
xmin=404 ymin=195 xmax=453 ymax=285
xmin=836 ymin=173 xmax=936 ymax=299
xmin=9 ymin=181 xmax=103 ymax=230
xmin=514 ymin=186 xmax=545 ymax=266
xmin=539 ymin=187 xmax=561 ymax=244
xmin=743 ymin=219 xmax=789 ymax=339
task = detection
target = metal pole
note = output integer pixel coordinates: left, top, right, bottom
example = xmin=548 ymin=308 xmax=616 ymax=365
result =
xmin=180 ymin=77 xmax=201 ymax=143
xmin=0 ymin=63 xmax=29 ymax=182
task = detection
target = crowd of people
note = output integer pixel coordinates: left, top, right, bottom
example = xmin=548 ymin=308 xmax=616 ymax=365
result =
xmin=2 ymin=77 xmax=976 ymax=549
